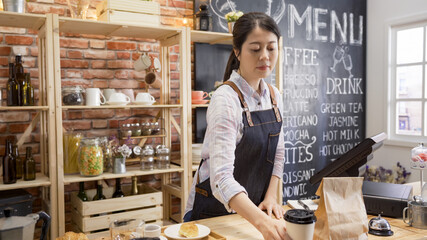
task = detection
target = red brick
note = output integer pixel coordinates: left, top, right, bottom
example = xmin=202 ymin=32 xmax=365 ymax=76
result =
xmin=170 ymin=63 xmax=177 ymax=71
xmin=22 ymin=58 xmax=37 ymax=68
xmin=158 ymin=0 xmax=166 ymax=6
xmin=82 ymin=69 xmax=114 ymax=79
xmin=60 ymin=38 xmax=89 ymax=49
xmin=174 ymin=45 xmax=180 ymax=53
xmin=0 ymin=35 xmax=2 ymax=43
xmin=91 ymin=60 xmax=106 ymax=69
xmin=83 ymin=109 xmax=115 ymax=119
xmin=161 ymin=7 xmax=179 ymax=17
xmin=109 ymin=120 xmax=119 ymax=128
xmin=60 ymin=49 xmax=66 ymax=58
xmin=170 ymin=0 xmax=186 ymax=8
xmin=84 ymin=50 xmax=115 ymax=59
xmin=0 ymin=47 xmax=11 ymax=56
xmin=186 ymin=1 xmax=193 ymax=9
xmin=129 ymin=70 xmax=145 ymax=80
xmin=93 ymin=80 xmax=108 ymax=88
xmin=115 ymin=70 xmax=128 ymax=79
xmin=115 ymin=109 xmax=132 ymax=118
xmin=5 ymin=36 xmax=34 ymax=45
xmin=0 ymin=69 xmax=7 ymax=77
xmin=138 ymin=43 xmax=152 ymax=52
xmin=12 ymin=46 xmax=28 ymax=56
xmin=90 ymin=39 xmax=105 ymax=49
xmin=68 ymin=111 xmax=82 ymax=120
xmin=0 ymin=57 xmax=8 ymax=66
xmin=109 ymin=80 xmax=140 ymax=89
xmin=30 ymin=47 xmax=38 ymax=57
xmin=92 ymin=120 xmax=108 ymax=128
xmin=29 ymin=69 xmax=39 ymax=78
xmin=9 ymin=123 xmax=30 ymax=133
xmin=117 ymin=52 xmax=130 ymax=59
xmin=65 ymin=69 xmax=82 ymax=78
xmin=60 ymin=59 xmax=89 ymax=68
xmin=0 ymin=27 xmax=26 ymax=34
xmin=68 ymin=50 xmax=83 ymax=59
xmin=170 ymin=54 xmax=178 ymax=62
xmin=27 ymin=2 xmax=65 ymax=15
xmin=63 ymin=121 xmax=91 ymax=130
xmin=0 ymin=123 xmax=7 ymax=133
xmin=106 ymin=42 xmax=136 ymax=50
xmin=0 ymin=112 xmax=30 ymax=122
xmin=107 ymin=60 xmax=133 ymax=69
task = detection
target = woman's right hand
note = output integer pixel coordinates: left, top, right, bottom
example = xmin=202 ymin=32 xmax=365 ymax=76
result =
xmin=256 ymin=216 xmax=291 ymax=240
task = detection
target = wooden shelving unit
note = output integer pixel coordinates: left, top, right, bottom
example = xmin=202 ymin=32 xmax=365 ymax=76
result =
xmin=62 ymin=104 xmax=182 ymax=110
xmin=0 ymin=12 xmax=58 ymax=239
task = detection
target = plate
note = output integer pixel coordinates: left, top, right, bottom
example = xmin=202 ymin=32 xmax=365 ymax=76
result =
xmin=164 ymin=224 xmax=210 ymax=240
xmin=192 ymin=99 xmax=209 ymax=104
xmin=133 ymin=101 xmax=155 ymax=105
xmin=106 ymin=101 xmax=129 ymax=106
xmin=159 ymin=236 xmax=167 ymax=240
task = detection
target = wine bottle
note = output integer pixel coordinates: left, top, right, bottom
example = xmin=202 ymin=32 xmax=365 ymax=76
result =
xmin=3 ymin=139 xmax=17 ymax=184
xmin=13 ymin=145 xmax=23 ymax=179
xmin=131 ymin=176 xmax=138 ymax=195
xmin=21 ymin=73 xmax=30 ymax=106
xmin=15 ymin=56 xmax=24 ymax=106
xmin=26 ymin=73 xmax=34 ymax=106
xmin=92 ymin=181 xmax=106 ymax=201
xmin=112 ymin=178 xmax=125 ymax=198
xmin=6 ymin=63 xmax=19 ymax=106
xmin=77 ymin=182 xmax=89 ymax=201
xmin=24 ymin=146 xmax=36 ymax=181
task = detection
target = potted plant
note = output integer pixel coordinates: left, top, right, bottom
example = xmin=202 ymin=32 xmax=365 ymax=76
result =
xmin=225 ymin=11 xmax=243 ymax=33
xmin=110 ymin=135 xmax=132 ymax=174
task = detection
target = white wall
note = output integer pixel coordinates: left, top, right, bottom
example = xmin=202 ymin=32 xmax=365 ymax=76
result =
xmin=367 ymin=0 xmax=427 ymax=183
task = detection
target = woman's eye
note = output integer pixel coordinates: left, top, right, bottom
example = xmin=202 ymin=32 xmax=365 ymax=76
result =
xmin=251 ymin=49 xmax=260 ymax=52
xmin=268 ymin=48 xmax=275 ymax=51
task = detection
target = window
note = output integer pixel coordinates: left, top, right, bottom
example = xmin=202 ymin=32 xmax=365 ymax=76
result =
xmin=389 ymin=22 xmax=427 ymax=142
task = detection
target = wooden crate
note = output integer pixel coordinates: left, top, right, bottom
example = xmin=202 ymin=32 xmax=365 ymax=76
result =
xmin=98 ymin=10 xmax=160 ymax=26
xmin=96 ymin=0 xmax=160 ymax=26
xmin=71 ymin=183 xmax=163 ymax=238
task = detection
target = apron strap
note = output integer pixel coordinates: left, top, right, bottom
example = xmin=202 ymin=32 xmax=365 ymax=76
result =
xmin=267 ymin=84 xmax=282 ymax=123
xmin=222 ymin=81 xmax=254 ymax=127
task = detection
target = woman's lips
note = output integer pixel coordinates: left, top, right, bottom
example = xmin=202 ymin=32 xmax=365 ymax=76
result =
xmin=257 ymin=65 xmax=269 ymax=71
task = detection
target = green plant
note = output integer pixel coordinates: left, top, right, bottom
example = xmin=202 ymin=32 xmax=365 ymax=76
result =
xmin=225 ymin=11 xmax=243 ymax=22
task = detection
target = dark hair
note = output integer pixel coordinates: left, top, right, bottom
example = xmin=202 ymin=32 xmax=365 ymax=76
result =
xmin=223 ymin=12 xmax=281 ymax=81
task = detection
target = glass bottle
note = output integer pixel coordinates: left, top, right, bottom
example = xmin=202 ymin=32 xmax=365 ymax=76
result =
xmin=3 ymin=139 xmax=17 ymax=184
xmin=22 ymin=73 xmax=34 ymax=106
xmin=13 ymin=145 xmax=23 ymax=179
xmin=131 ymin=176 xmax=138 ymax=195
xmin=24 ymin=146 xmax=36 ymax=181
xmin=77 ymin=182 xmax=89 ymax=201
xmin=100 ymin=137 xmax=112 ymax=173
xmin=112 ymin=178 xmax=125 ymax=198
xmin=6 ymin=63 xmax=19 ymax=106
xmin=15 ymin=55 xmax=25 ymax=86
xmin=92 ymin=181 xmax=106 ymax=201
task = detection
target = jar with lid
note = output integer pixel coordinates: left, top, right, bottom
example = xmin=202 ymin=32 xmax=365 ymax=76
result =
xmin=63 ymin=131 xmax=82 ymax=174
xmin=156 ymin=145 xmax=170 ymax=169
xmin=62 ymin=86 xmax=84 ymax=105
xmin=141 ymin=146 xmax=155 ymax=170
xmin=150 ymin=120 xmax=161 ymax=135
xmin=132 ymin=123 xmax=142 ymax=137
xmin=78 ymin=137 xmax=104 ymax=176
xmin=100 ymin=137 xmax=112 ymax=173
xmin=142 ymin=122 xmax=152 ymax=136
xmin=120 ymin=124 xmax=132 ymax=138
xmin=411 ymin=143 xmax=427 ymax=169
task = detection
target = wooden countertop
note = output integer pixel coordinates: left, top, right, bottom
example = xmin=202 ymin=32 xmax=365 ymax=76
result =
xmin=194 ymin=205 xmax=427 ymax=240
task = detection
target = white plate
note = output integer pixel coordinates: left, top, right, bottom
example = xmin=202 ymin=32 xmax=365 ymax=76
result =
xmin=133 ymin=101 xmax=155 ymax=105
xmin=106 ymin=101 xmax=129 ymax=106
xmin=164 ymin=224 xmax=210 ymax=240
xmin=159 ymin=236 xmax=167 ymax=240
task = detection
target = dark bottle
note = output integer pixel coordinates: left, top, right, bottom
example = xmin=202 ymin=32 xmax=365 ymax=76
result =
xmin=15 ymin=55 xmax=25 ymax=87
xmin=92 ymin=181 xmax=106 ymax=201
xmin=21 ymin=73 xmax=33 ymax=106
xmin=6 ymin=63 xmax=19 ymax=106
xmin=3 ymin=139 xmax=17 ymax=184
xmin=112 ymin=178 xmax=125 ymax=198
xmin=24 ymin=147 xmax=36 ymax=181
xmin=13 ymin=145 xmax=23 ymax=179
xmin=131 ymin=176 xmax=138 ymax=195
xmin=77 ymin=182 xmax=89 ymax=201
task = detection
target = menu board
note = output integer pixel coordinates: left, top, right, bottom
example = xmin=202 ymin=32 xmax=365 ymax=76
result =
xmin=194 ymin=0 xmax=367 ymax=201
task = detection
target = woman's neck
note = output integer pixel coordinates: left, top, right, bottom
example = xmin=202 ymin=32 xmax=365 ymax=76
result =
xmin=238 ymin=69 xmax=262 ymax=94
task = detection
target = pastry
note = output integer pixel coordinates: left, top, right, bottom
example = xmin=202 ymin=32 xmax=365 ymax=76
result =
xmin=179 ymin=222 xmax=199 ymax=238
xmin=56 ymin=231 xmax=89 ymax=240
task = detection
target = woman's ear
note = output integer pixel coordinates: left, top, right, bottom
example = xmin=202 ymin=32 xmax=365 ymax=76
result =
xmin=233 ymin=49 xmax=240 ymax=61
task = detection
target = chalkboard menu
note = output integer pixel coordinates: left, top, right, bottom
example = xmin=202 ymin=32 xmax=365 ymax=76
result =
xmin=194 ymin=0 xmax=367 ymax=202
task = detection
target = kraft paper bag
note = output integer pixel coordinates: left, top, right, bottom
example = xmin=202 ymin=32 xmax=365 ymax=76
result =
xmin=313 ymin=177 xmax=368 ymax=240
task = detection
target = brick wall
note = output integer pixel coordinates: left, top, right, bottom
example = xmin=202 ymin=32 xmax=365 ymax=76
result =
xmin=0 ymin=0 xmax=193 ymax=235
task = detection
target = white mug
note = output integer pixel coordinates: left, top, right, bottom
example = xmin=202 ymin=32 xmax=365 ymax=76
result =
xmin=108 ymin=92 xmax=130 ymax=103
xmin=103 ymin=89 xmax=116 ymax=102
xmin=134 ymin=52 xmax=152 ymax=71
xmin=144 ymin=224 xmax=161 ymax=237
xmin=86 ymin=88 xmax=106 ymax=106
xmin=135 ymin=92 xmax=155 ymax=103
xmin=120 ymin=89 xmax=135 ymax=102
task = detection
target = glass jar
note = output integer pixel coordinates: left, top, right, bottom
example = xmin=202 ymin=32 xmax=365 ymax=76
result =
xmin=141 ymin=146 xmax=155 ymax=170
xmin=150 ymin=121 xmax=161 ymax=135
xmin=411 ymin=143 xmax=427 ymax=169
xmin=78 ymin=137 xmax=104 ymax=176
xmin=156 ymin=145 xmax=170 ymax=169
xmin=132 ymin=123 xmax=142 ymax=137
xmin=142 ymin=122 xmax=152 ymax=136
xmin=120 ymin=124 xmax=132 ymax=138
xmin=63 ymin=132 xmax=82 ymax=174
xmin=62 ymin=86 xmax=84 ymax=105
xmin=100 ymin=137 xmax=112 ymax=173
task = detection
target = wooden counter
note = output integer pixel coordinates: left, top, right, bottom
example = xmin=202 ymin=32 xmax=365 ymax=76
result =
xmin=194 ymin=205 xmax=427 ymax=240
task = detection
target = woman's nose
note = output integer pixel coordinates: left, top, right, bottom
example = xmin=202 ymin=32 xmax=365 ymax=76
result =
xmin=259 ymin=48 xmax=269 ymax=60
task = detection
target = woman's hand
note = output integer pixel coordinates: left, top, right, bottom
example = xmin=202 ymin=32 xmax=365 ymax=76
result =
xmin=258 ymin=195 xmax=286 ymax=219
xmin=255 ymin=216 xmax=290 ymax=240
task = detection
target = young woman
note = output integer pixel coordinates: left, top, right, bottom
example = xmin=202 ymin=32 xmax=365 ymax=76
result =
xmin=185 ymin=12 xmax=288 ymax=240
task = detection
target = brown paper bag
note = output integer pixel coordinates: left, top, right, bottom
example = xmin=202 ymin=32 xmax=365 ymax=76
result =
xmin=313 ymin=177 xmax=368 ymax=240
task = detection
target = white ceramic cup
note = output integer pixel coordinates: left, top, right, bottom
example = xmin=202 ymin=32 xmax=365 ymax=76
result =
xmin=120 ymin=89 xmax=135 ymax=102
xmin=134 ymin=52 xmax=152 ymax=71
xmin=108 ymin=92 xmax=130 ymax=103
xmin=135 ymin=92 xmax=155 ymax=103
xmin=144 ymin=224 xmax=161 ymax=237
xmin=103 ymin=89 xmax=116 ymax=102
xmin=85 ymin=88 xmax=106 ymax=106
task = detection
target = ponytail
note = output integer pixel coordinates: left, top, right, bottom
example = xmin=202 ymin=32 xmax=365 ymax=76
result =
xmin=223 ymin=51 xmax=239 ymax=81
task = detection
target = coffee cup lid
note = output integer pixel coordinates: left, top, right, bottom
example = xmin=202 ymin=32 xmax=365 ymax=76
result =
xmin=284 ymin=209 xmax=316 ymax=224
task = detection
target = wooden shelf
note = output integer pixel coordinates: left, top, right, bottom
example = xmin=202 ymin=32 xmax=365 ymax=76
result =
xmin=0 ymin=173 xmax=50 ymax=191
xmin=58 ymin=16 xmax=181 ymax=39
xmin=192 ymin=164 xmax=198 ymax=171
xmin=0 ymin=106 xmax=49 ymax=111
xmin=0 ymin=11 xmax=46 ymax=30
xmin=122 ymin=133 xmax=166 ymax=140
xmin=62 ymin=104 xmax=182 ymax=110
xmin=63 ymin=165 xmax=184 ymax=184
xmin=191 ymin=30 xmax=232 ymax=45
xmin=192 ymin=104 xmax=209 ymax=108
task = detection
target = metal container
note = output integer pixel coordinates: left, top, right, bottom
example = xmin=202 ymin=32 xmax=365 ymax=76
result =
xmin=2 ymin=0 xmax=26 ymax=13
xmin=403 ymin=201 xmax=427 ymax=229
xmin=113 ymin=157 xmax=126 ymax=174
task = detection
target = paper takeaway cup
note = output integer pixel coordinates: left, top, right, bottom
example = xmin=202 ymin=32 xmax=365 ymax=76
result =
xmin=284 ymin=209 xmax=316 ymax=240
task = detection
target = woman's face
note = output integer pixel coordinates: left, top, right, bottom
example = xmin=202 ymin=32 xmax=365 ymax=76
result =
xmin=234 ymin=27 xmax=278 ymax=83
